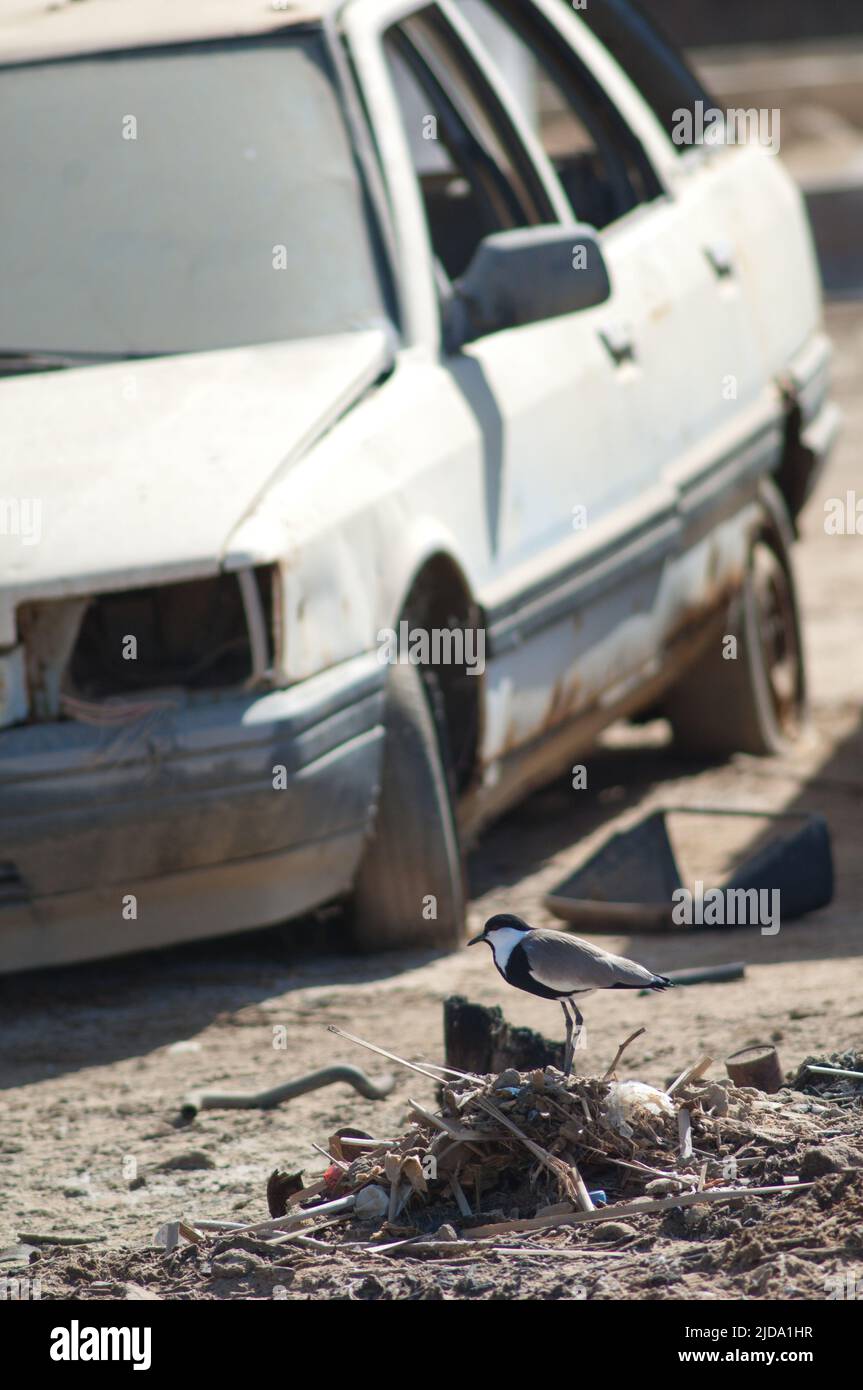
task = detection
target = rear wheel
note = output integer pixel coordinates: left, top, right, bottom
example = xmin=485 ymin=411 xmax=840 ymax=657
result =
xmin=351 ymin=660 xmax=466 ymax=951
xmin=664 ymin=501 xmax=807 ymax=757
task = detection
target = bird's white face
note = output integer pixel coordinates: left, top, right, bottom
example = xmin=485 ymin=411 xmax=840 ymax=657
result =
xmin=483 ymin=926 xmax=527 ymax=971
xmin=468 ymin=917 xmax=531 ymax=969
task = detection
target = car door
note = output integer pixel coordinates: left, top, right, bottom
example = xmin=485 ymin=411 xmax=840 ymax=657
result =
xmin=345 ymin=0 xmax=677 ymax=779
xmin=453 ymin=0 xmax=783 ymax=740
xmin=461 ymin=1 xmax=776 ymax=606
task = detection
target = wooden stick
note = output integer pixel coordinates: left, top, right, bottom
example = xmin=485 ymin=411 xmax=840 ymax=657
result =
xmin=360 ymin=1233 xmax=459 ymax=1255
xmin=269 ymin=1218 xmax=346 ymax=1247
xmin=186 ymin=1220 xmax=244 ymax=1232
xmin=328 ymin=1026 xmax=474 ymax=1083
xmin=167 ymin=1210 xmax=340 ymax=1252
xmin=385 ymin=1154 xmax=402 ymax=1225
xmin=467 ymin=1182 xmax=813 ymax=1240
xmin=310 ymin=1142 xmax=347 ymax=1169
xmin=409 ymin=1099 xmax=490 ymax=1163
xmin=567 ymin=1168 xmax=596 ymax=1215
xmin=371 ymin=1238 xmax=477 ymax=1257
xmin=576 ymin=1147 xmax=700 ymax=1185
xmin=292 ymin=1234 xmax=341 ymax=1252
xmin=287 ymin=1179 xmax=327 ymax=1208
xmin=450 ymin=1175 xmax=473 ymax=1219
xmin=602 ymin=1028 xmax=646 ymax=1081
xmin=408 ymin=1099 xmax=487 ymax=1144
xmin=338 ymin=1137 xmax=399 ymax=1150
xmin=667 ymin=1055 xmax=714 ymax=1097
xmin=220 ymin=1194 xmax=356 ymax=1240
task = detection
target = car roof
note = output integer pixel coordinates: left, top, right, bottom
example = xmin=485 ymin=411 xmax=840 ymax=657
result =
xmin=0 ymin=0 xmax=330 ymax=64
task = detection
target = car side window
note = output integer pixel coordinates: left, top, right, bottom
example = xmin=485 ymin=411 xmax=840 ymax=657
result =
xmin=579 ymin=0 xmax=713 ymax=153
xmin=383 ymin=6 xmax=552 ymax=281
xmin=459 ymin=0 xmax=663 ymax=228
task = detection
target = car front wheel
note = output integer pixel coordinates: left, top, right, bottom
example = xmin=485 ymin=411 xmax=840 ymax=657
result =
xmin=351 ymin=659 xmax=466 ymax=951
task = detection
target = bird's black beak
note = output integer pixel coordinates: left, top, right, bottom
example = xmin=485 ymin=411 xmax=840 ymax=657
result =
xmin=467 ymin=932 xmax=485 ymax=947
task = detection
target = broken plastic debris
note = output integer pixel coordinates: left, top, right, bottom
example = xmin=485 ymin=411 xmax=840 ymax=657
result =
xmin=353 ymin=1184 xmax=390 ymax=1222
xmin=154 ymin=1220 xmax=181 ymax=1253
xmin=603 ymin=1081 xmax=675 ymax=1139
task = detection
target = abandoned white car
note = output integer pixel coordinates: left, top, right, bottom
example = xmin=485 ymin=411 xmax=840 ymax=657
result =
xmin=0 ymin=0 xmax=839 ymax=970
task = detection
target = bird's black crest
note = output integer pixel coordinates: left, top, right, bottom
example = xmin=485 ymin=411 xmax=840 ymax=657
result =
xmin=483 ymin=913 xmax=531 ymax=934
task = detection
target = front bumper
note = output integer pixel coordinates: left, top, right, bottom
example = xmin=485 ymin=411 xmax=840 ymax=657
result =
xmin=779 ymin=332 xmax=843 ymax=517
xmin=0 ymin=652 xmax=384 ymax=971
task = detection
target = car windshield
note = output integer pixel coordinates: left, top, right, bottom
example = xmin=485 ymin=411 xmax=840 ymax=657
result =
xmin=0 ymin=32 xmax=392 ymax=358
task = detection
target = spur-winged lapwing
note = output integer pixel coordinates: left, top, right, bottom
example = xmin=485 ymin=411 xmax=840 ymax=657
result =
xmin=468 ymin=913 xmax=672 ymax=1076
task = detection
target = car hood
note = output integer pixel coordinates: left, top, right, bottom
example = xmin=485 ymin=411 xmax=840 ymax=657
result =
xmin=0 ymin=329 xmax=390 ymax=635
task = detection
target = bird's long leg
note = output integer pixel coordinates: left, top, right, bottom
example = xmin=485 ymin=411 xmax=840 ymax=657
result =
xmin=571 ymin=1002 xmax=585 ymax=1059
xmin=561 ymin=999 xmax=574 ymax=1078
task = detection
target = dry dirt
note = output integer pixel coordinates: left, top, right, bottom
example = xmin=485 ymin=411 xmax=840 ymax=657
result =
xmin=1 ymin=305 xmax=862 ymax=1301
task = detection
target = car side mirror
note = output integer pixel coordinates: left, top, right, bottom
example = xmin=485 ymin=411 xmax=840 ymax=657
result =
xmin=445 ymin=224 xmax=611 ymax=352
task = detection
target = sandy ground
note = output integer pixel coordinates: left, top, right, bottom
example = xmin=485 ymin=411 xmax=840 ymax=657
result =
xmin=1 ymin=304 xmax=861 ymax=1299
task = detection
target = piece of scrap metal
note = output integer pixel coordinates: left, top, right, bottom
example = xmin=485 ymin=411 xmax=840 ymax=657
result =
xmin=544 ymin=808 xmax=833 ymax=933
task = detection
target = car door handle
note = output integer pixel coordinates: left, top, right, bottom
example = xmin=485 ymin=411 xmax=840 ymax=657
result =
xmin=704 ymin=239 xmax=735 ymax=280
xmin=599 ymin=323 xmax=636 ymax=367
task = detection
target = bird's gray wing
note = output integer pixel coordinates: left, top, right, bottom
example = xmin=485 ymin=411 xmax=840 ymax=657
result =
xmin=525 ymin=930 xmax=659 ymax=992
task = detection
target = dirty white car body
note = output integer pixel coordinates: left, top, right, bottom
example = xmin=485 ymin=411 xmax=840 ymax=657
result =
xmin=0 ymin=0 xmax=838 ymax=969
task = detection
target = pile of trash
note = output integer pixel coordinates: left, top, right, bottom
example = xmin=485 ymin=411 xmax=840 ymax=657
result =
xmin=309 ymin=1065 xmax=853 ymax=1236
xmin=158 ymin=1031 xmax=863 ymax=1260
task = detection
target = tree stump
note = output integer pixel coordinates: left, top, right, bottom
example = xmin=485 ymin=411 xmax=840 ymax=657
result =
xmin=444 ymin=995 xmax=564 ymax=1074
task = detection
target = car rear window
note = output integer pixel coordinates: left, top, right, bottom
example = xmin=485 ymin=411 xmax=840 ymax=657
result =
xmin=0 ymin=32 xmax=393 ymax=356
